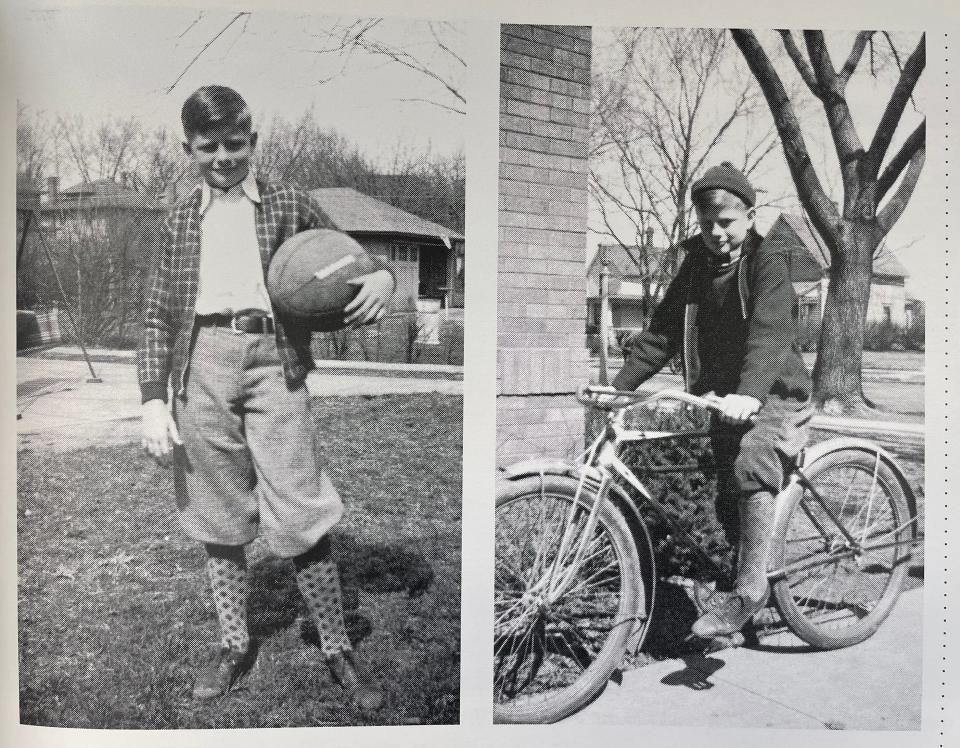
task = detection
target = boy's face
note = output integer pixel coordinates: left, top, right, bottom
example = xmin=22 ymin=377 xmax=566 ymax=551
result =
xmin=695 ymin=201 xmax=755 ymax=258
xmin=183 ymin=125 xmax=257 ymax=192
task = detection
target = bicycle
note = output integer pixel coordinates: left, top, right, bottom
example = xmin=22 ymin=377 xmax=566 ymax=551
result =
xmin=494 ymin=385 xmax=922 ymax=724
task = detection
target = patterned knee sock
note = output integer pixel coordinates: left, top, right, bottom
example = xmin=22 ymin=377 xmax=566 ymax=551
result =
xmin=205 ymin=544 xmax=250 ymax=653
xmin=294 ymin=537 xmax=351 ymax=656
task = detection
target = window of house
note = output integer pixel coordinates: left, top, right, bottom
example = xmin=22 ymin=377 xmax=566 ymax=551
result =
xmin=883 ymin=305 xmax=892 ymax=324
xmin=389 ymin=244 xmax=419 ymax=263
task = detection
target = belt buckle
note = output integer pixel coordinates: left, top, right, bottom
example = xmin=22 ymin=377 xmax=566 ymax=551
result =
xmin=230 ymin=314 xmax=245 ymax=335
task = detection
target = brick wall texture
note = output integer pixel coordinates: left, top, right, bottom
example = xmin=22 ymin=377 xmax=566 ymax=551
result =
xmin=497 ymin=25 xmax=592 ymax=464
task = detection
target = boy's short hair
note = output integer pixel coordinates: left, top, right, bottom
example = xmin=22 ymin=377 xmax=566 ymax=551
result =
xmin=691 ymin=162 xmax=756 ymax=210
xmin=181 ymin=85 xmax=252 ymax=139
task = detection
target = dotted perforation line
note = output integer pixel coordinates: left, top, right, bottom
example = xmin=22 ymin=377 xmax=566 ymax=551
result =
xmin=943 ymin=30 xmax=950 ymax=748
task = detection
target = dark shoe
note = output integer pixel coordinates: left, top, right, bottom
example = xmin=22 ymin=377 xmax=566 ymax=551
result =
xmin=192 ymin=646 xmax=250 ymax=700
xmin=326 ymin=650 xmax=384 ymax=712
xmin=690 ymin=587 xmax=770 ymax=639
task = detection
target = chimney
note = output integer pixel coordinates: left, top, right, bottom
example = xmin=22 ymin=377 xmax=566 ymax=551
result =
xmin=645 ymin=227 xmax=654 ymax=248
xmin=46 ymin=175 xmax=59 ymax=205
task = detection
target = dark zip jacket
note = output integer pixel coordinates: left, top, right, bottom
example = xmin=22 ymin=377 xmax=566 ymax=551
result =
xmin=612 ymin=228 xmax=811 ymax=404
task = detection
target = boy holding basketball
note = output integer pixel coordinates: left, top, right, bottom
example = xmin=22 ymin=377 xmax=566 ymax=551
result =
xmin=612 ymin=163 xmax=812 ymax=640
xmin=139 ymin=85 xmax=394 ymax=708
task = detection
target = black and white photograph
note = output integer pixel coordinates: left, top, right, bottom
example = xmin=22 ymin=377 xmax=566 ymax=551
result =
xmin=15 ymin=5 xmax=464 ymax=728
xmin=6 ymin=2 xmax=960 ymax=747
xmin=495 ymin=24 xmax=928 ymax=727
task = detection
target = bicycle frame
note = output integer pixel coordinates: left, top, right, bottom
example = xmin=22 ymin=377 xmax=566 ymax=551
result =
xmin=546 ymin=387 xmax=922 ymax=602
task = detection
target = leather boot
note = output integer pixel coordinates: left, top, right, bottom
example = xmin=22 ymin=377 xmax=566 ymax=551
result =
xmin=192 ymin=646 xmax=252 ymax=700
xmin=326 ymin=650 xmax=385 ymax=712
xmin=692 ymin=491 xmax=775 ymax=638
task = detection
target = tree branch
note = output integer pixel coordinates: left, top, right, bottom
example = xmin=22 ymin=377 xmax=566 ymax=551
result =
xmin=803 ymin=30 xmax=839 ymax=93
xmin=777 ymin=30 xmax=820 ymax=97
xmin=876 ymin=119 xmax=925 ymax=201
xmin=838 ymin=31 xmax=874 ymax=88
xmin=802 ymin=29 xmax=865 ymax=195
xmin=731 ymin=29 xmax=840 ymax=246
xmin=866 ymin=33 xmax=926 ymax=180
xmin=166 ymin=12 xmax=250 ymax=94
xmin=877 ymin=136 xmax=925 ymax=234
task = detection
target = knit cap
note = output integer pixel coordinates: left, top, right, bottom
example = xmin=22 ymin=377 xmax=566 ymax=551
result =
xmin=691 ymin=162 xmax=756 ymax=208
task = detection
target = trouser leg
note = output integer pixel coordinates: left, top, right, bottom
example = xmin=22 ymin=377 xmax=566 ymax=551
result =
xmin=241 ymin=336 xmax=344 ymax=559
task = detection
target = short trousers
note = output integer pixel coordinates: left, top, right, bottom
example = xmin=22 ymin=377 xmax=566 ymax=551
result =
xmin=172 ymin=325 xmax=343 ymax=557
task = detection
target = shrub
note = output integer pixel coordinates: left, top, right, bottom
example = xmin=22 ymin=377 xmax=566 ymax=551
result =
xmin=864 ymin=320 xmax=903 ymax=351
xmin=904 ymin=310 xmax=925 ymax=351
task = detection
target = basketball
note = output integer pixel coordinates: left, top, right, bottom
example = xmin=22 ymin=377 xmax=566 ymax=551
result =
xmin=268 ymin=229 xmax=378 ymax=331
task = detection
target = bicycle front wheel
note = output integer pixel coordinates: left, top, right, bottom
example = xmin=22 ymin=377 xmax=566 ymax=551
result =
xmin=494 ymin=474 xmax=643 ymax=724
xmin=770 ymin=447 xmax=916 ymax=649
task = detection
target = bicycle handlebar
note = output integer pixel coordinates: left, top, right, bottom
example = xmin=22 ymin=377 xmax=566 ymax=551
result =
xmin=576 ymin=385 xmax=726 ymax=413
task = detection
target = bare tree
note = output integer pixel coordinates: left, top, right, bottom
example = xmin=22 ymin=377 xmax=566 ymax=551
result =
xmin=16 ymin=103 xmax=51 ymax=190
xmin=306 ymin=18 xmax=466 ymax=115
xmin=254 ymin=110 xmax=374 ymax=189
xmin=591 ymin=28 xmax=781 ymax=316
xmin=55 ymin=114 xmax=145 ymax=186
xmin=732 ymin=30 xmax=925 ymax=413
xmin=167 ymin=14 xmax=466 ymax=115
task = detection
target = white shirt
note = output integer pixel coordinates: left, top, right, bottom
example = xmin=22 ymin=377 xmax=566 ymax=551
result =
xmin=194 ymin=171 xmax=273 ymax=316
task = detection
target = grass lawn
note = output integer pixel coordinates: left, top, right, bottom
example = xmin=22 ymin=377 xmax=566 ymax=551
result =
xmin=18 ymin=393 xmax=462 ymax=728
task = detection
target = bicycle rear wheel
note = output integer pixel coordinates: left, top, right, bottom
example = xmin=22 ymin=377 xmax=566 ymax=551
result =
xmin=494 ymin=474 xmax=643 ymax=724
xmin=770 ymin=447 xmax=916 ymax=649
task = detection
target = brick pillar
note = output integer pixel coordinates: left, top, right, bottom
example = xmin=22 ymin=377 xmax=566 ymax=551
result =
xmin=497 ymin=25 xmax=592 ymax=464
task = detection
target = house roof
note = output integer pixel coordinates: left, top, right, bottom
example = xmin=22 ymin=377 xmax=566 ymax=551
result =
xmin=309 ymin=187 xmax=463 ymax=242
xmin=765 ymin=213 xmax=908 ymax=279
xmin=588 ymin=243 xmax=672 ymax=279
xmin=47 ymin=178 xmax=167 ymax=212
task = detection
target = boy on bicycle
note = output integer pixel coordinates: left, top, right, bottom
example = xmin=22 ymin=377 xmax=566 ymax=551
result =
xmin=139 ymin=85 xmax=394 ymax=708
xmin=612 ymin=162 xmax=812 ymax=639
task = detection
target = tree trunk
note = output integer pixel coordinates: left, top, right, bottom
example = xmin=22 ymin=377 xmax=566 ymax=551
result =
xmin=812 ymin=220 xmax=881 ymax=414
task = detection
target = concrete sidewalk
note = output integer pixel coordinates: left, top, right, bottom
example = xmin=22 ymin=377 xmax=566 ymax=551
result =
xmin=16 ymin=354 xmax=462 ymax=453
xmin=567 ymin=588 xmax=923 ymax=730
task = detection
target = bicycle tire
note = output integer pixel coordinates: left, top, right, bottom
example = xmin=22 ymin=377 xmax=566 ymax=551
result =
xmin=770 ymin=447 xmax=915 ymax=649
xmin=494 ymin=474 xmax=643 ymax=724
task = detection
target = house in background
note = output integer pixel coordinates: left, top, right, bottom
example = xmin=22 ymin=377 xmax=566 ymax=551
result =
xmin=586 ymin=228 xmax=673 ymax=335
xmin=36 ymin=176 xmax=168 ymax=238
xmin=309 ymin=186 xmax=465 ymax=312
xmin=764 ymin=213 xmax=911 ymax=330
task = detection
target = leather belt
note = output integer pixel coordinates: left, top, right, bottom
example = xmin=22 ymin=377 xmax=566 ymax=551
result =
xmin=196 ymin=310 xmax=275 ymax=334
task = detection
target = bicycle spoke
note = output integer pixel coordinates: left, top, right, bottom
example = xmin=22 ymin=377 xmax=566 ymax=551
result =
xmin=495 ymin=484 xmax=633 ymax=713
xmin=774 ymin=453 xmax=913 ymax=647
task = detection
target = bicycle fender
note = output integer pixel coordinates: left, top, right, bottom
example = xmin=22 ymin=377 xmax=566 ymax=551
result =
xmin=800 ymin=436 xmax=919 ymax=521
xmin=499 ymin=457 xmax=583 ymax=482
xmin=500 ymin=458 xmax=656 ymax=652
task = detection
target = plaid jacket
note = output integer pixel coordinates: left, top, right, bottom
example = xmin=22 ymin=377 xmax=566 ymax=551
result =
xmin=138 ymin=180 xmax=345 ymax=403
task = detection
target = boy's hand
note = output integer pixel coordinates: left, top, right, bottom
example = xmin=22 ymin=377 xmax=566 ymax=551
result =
xmin=705 ymin=393 xmax=762 ymax=425
xmin=142 ymin=398 xmax=183 ymax=464
xmin=344 ymin=269 xmax=395 ymax=327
